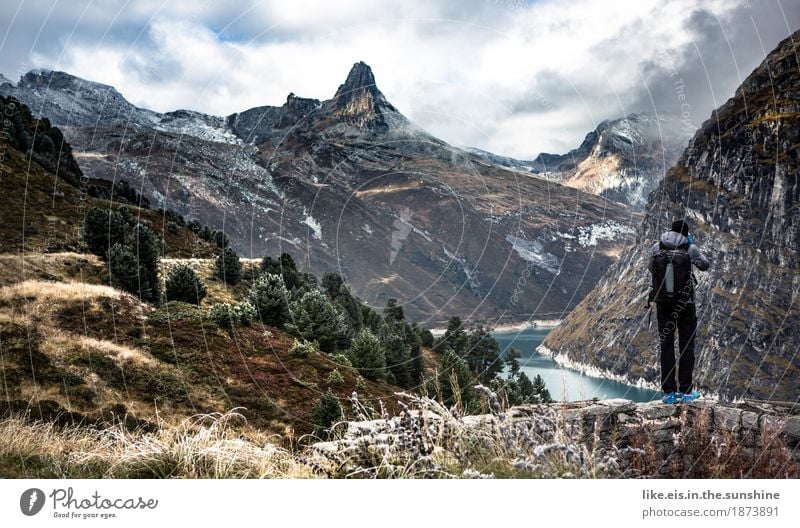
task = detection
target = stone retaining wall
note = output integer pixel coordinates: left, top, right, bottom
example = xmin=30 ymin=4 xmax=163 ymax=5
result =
xmin=312 ymin=398 xmax=800 ymax=478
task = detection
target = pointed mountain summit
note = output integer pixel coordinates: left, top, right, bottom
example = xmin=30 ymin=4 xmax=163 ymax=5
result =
xmin=326 ymin=61 xmax=399 ymax=130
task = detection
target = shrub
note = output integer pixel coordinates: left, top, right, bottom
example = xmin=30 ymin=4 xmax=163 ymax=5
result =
xmin=246 ymin=273 xmax=290 ymax=327
xmin=210 ymin=302 xmax=256 ymax=327
xmin=312 ymin=389 xmax=344 ymax=439
xmin=214 ymin=247 xmax=242 ymax=285
xmin=332 ymin=352 xmax=353 ymax=368
xmin=349 ymin=328 xmax=386 ymax=381
xmin=289 ymin=339 xmax=318 ymax=358
xmin=327 ymin=369 xmax=345 ymax=385
xmin=286 ymin=289 xmax=348 ymax=353
xmin=165 ymin=264 xmax=207 ymax=305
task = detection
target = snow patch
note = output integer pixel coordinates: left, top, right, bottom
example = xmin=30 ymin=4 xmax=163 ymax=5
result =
xmin=155 ymin=111 xmax=241 ymax=144
xmin=576 ymin=221 xmax=635 ymax=247
xmin=505 ymin=234 xmax=559 ymax=274
xmin=302 ymin=209 xmax=323 ymax=240
xmin=442 ymin=245 xmax=480 ymax=291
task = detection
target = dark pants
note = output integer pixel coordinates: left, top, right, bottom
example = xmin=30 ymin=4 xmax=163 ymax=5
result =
xmin=656 ymin=302 xmax=697 ymax=393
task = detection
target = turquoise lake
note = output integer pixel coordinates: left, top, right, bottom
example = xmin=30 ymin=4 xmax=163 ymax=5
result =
xmin=492 ymin=327 xmax=660 ymax=403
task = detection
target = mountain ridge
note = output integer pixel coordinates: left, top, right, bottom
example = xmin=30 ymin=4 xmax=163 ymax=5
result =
xmin=1 ymin=61 xmax=640 ymax=324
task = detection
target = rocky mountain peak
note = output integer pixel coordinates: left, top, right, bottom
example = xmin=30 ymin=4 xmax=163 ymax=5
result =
xmin=327 ymin=61 xmax=397 ymax=129
xmin=334 ymin=61 xmax=379 ymax=99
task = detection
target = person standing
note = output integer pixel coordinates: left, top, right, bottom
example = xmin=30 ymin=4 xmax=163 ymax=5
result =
xmin=648 ymin=219 xmax=710 ymax=404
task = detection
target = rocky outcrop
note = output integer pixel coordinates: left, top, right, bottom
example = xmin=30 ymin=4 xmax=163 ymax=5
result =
xmin=532 ymin=113 xmax=691 ymax=208
xmin=312 ymin=398 xmax=800 ymax=478
xmin=542 ymin=30 xmax=800 ymax=400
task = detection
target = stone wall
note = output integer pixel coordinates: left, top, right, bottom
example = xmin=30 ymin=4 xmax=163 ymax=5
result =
xmin=312 ymin=398 xmax=800 ymax=478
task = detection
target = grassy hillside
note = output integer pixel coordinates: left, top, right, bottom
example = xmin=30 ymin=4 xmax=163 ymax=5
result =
xmin=0 ymin=96 xmax=417 ymax=451
xmin=0 ymin=276 xmax=401 ymax=438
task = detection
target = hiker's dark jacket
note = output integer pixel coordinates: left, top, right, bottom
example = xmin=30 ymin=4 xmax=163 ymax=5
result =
xmin=648 ymin=230 xmax=711 ymax=303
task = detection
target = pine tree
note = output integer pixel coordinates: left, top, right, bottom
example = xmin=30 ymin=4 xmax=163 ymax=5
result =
xmin=428 ymin=349 xmax=477 ymax=412
xmin=321 ymin=272 xmax=345 ymax=297
xmin=107 ymin=222 xmax=161 ymax=303
xmin=335 ymin=285 xmax=364 ymax=336
xmin=312 ymin=389 xmax=344 ymax=438
xmin=381 ymin=327 xmax=410 ymax=387
xmin=349 ymin=328 xmax=386 ymax=381
xmin=517 ymin=372 xmax=535 ymax=403
xmin=214 ymin=247 xmax=242 ymax=285
xmin=414 ymin=324 xmax=435 ymax=348
xmin=440 ymin=315 xmax=467 ymax=355
xmin=165 ymin=264 xmax=207 ymax=305
xmin=505 ymin=347 xmax=522 ymax=378
xmin=361 ymin=305 xmax=385 ymax=334
xmin=247 ymin=273 xmax=290 ymax=327
xmin=261 ymin=252 xmax=305 ymax=290
xmin=127 ymin=222 xmax=162 ymax=303
xmin=82 ymin=206 xmax=130 ymax=259
xmin=108 ymin=242 xmax=140 ymax=297
xmin=408 ymin=327 xmax=425 ymax=386
xmin=531 ymin=373 xmax=553 ymax=403
xmin=383 ymin=298 xmax=404 ymax=322
xmin=286 ymin=289 xmax=348 ymax=353
xmin=464 ymin=325 xmax=502 ymax=384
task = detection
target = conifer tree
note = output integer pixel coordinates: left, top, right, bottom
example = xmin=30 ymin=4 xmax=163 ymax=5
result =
xmin=214 ymin=246 xmax=242 ymax=284
xmin=286 ymin=289 xmax=348 ymax=353
xmin=312 ymin=389 xmax=344 ymax=438
xmin=531 ymin=373 xmax=553 ymax=403
xmin=349 ymin=328 xmax=386 ymax=381
xmin=505 ymin=347 xmax=522 ymax=378
xmin=247 ymin=273 xmax=290 ymax=327
xmin=165 ymin=264 xmax=207 ymax=305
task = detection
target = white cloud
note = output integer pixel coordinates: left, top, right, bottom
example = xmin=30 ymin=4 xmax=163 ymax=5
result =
xmin=8 ymin=0 xmax=799 ymax=157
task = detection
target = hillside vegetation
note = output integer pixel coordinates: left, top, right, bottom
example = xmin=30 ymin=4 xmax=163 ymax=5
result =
xmin=1 ymin=95 xmax=558 ymax=478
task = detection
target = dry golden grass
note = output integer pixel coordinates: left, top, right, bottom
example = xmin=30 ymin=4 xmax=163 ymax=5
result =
xmin=0 ymin=279 xmax=121 ymax=304
xmin=0 ymin=253 xmax=106 ymax=287
xmin=42 ymin=333 xmax=155 ymax=369
xmin=0 ymin=411 xmax=318 ymax=478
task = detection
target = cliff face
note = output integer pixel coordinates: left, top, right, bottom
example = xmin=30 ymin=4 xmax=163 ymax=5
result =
xmin=532 ymin=113 xmax=691 ymax=209
xmin=542 ymin=31 xmax=800 ymax=401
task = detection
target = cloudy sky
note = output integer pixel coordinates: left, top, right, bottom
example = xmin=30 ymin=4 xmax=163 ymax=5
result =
xmin=1 ymin=0 xmax=798 ymax=158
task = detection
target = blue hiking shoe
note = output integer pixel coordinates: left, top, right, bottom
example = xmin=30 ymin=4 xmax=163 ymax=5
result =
xmin=681 ymin=391 xmax=701 ymax=403
xmin=661 ymin=392 xmax=679 ymax=404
